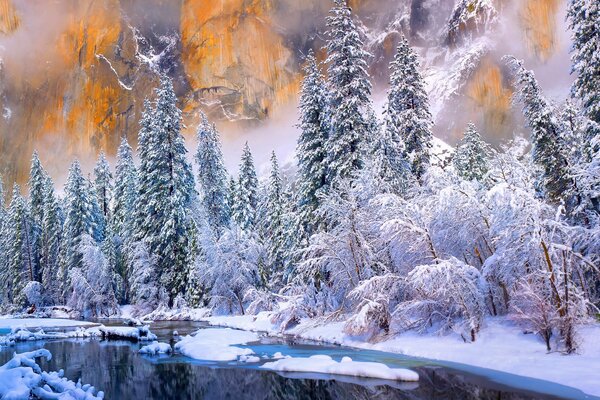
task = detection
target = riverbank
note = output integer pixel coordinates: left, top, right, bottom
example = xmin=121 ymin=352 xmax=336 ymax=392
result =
xmin=201 ymin=312 xmax=600 ymax=398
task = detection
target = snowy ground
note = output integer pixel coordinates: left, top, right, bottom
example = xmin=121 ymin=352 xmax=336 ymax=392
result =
xmin=203 ymin=313 xmax=600 ymax=398
xmin=0 ymin=318 xmax=97 ymax=330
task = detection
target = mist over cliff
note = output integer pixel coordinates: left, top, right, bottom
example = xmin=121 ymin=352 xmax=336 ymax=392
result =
xmin=0 ymin=0 xmax=572 ymax=185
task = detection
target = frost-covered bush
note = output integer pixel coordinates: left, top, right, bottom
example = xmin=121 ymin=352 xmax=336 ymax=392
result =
xmin=395 ymin=257 xmax=486 ymax=341
xmin=127 ymin=241 xmax=160 ymax=315
xmin=299 ymin=178 xmax=383 ymax=311
xmin=68 ymin=235 xmax=118 ymax=318
xmin=22 ymin=281 xmax=43 ymax=308
xmin=343 ymin=274 xmax=404 ymax=340
xmin=202 ymin=227 xmax=263 ymax=315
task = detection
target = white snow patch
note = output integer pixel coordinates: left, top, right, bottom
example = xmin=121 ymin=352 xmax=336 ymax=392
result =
xmin=262 ymin=355 xmax=419 ymax=382
xmin=174 ymin=328 xmax=259 ymax=362
xmin=139 ymin=342 xmax=172 ymax=355
xmin=0 ymin=318 xmax=97 ymax=330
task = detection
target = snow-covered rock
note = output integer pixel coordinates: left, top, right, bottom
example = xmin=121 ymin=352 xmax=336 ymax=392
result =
xmin=99 ymin=325 xmax=157 ymax=342
xmin=139 ymin=341 xmax=172 ymax=355
xmin=174 ymin=328 xmax=259 ymax=362
xmin=0 ymin=349 xmax=104 ymax=399
xmin=262 ymin=355 xmax=419 ymax=382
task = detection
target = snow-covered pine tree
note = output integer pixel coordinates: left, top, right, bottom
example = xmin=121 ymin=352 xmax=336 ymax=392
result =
xmin=233 ymin=142 xmax=259 ymax=231
xmin=60 ymin=161 xmax=101 ymax=302
xmin=262 ymin=152 xmax=285 ymax=286
xmin=453 ymin=122 xmax=490 ymax=182
xmin=325 ymin=0 xmax=374 ymax=183
xmin=93 ymin=152 xmax=113 ymax=222
xmin=505 ymin=57 xmax=574 ymax=205
xmin=560 ymin=100 xmax=585 ymax=163
xmin=7 ymin=184 xmax=36 ymax=306
xmin=227 ymin=176 xmax=237 ymax=222
xmin=27 ymin=151 xmax=46 ymax=282
xmin=133 ymin=99 xmax=154 ymax=241
xmin=567 ymin=0 xmax=600 ymax=141
xmin=135 ymin=77 xmax=196 ymax=305
xmin=392 ymin=37 xmax=433 ymax=181
xmin=40 ymin=175 xmax=62 ymax=302
xmin=195 ymin=112 xmax=230 ymax=232
xmin=375 ymin=41 xmax=418 ymax=192
xmin=113 ymin=138 xmax=137 ymax=239
xmin=0 ymin=176 xmax=9 ymax=306
xmin=296 ymin=51 xmax=329 ymax=237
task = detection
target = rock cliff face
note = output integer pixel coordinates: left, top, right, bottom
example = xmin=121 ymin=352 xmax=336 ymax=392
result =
xmin=0 ymin=0 xmax=566 ymax=185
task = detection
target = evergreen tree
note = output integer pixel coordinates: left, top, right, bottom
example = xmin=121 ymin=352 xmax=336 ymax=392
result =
xmin=195 ymin=112 xmax=230 ymax=232
xmin=453 ymin=123 xmax=490 ymax=182
xmin=227 ymin=176 xmax=238 ymax=223
xmin=135 ymin=77 xmax=196 ymax=305
xmin=28 ymin=151 xmax=45 ymax=282
xmin=40 ymin=175 xmax=62 ymax=301
xmin=113 ymin=137 xmax=138 ymax=239
xmin=0 ymin=176 xmax=9 ymax=306
xmin=60 ymin=161 xmax=101 ymax=302
xmin=296 ymin=51 xmax=329 ymax=236
xmin=392 ymin=37 xmax=433 ymax=181
xmin=567 ymin=0 xmax=600 ymax=141
xmin=233 ymin=142 xmax=259 ymax=231
xmin=506 ymin=57 xmax=574 ymax=205
xmin=7 ymin=184 xmax=35 ymax=305
xmin=262 ymin=152 xmax=285 ymax=286
xmin=325 ymin=0 xmax=374 ymax=183
xmin=94 ymin=152 xmax=113 ymax=222
xmin=375 ymin=41 xmax=420 ymax=192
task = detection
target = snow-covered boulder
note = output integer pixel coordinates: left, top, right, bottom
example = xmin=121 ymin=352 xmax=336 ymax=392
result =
xmin=139 ymin=342 xmax=172 ymax=355
xmin=99 ymin=325 xmax=157 ymax=342
xmin=0 ymin=349 xmax=104 ymax=399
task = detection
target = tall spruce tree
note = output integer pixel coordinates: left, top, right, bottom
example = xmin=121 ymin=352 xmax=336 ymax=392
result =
xmin=94 ymin=152 xmax=113 ymax=222
xmin=40 ymin=175 xmax=62 ymax=301
xmin=113 ymin=138 xmax=138 ymax=239
xmin=325 ymin=0 xmax=374 ymax=183
xmin=262 ymin=152 xmax=285 ymax=285
xmin=567 ymin=0 xmax=600 ymax=142
xmin=453 ymin=123 xmax=490 ymax=182
xmin=60 ymin=161 xmax=100 ymax=301
xmin=233 ymin=142 xmax=259 ymax=231
xmin=135 ymin=77 xmax=196 ymax=305
xmin=0 ymin=177 xmax=9 ymax=306
xmin=28 ymin=151 xmax=46 ymax=282
xmin=296 ymin=51 xmax=329 ymax=237
xmin=195 ymin=112 xmax=230 ymax=232
xmin=7 ymin=184 xmax=35 ymax=305
xmin=506 ymin=57 xmax=574 ymax=205
xmin=375 ymin=40 xmax=420 ymax=192
xmin=391 ymin=37 xmax=433 ymax=181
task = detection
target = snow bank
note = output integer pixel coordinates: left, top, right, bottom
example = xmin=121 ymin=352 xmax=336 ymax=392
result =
xmin=139 ymin=342 xmax=172 ymax=355
xmin=99 ymin=325 xmax=157 ymax=342
xmin=142 ymin=305 xmax=210 ymax=321
xmin=174 ymin=328 xmax=259 ymax=362
xmin=262 ymin=355 xmax=419 ymax=381
xmin=0 ymin=318 xmax=97 ymax=330
xmin=0 ymin=326 xmax=102 ymax=347
xmin=0 ymin=349 xmax=104 ymax=399
xmin=204 ymin=314 xmax=600 ymax=397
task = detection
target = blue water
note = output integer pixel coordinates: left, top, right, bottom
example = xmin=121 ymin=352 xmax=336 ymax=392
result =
xmin=1 ymin=320 xmax=597 ymax=400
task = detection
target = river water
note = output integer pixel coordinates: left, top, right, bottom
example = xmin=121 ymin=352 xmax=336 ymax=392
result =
xmin=0 ymin=321 xmax=594 ymax=400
